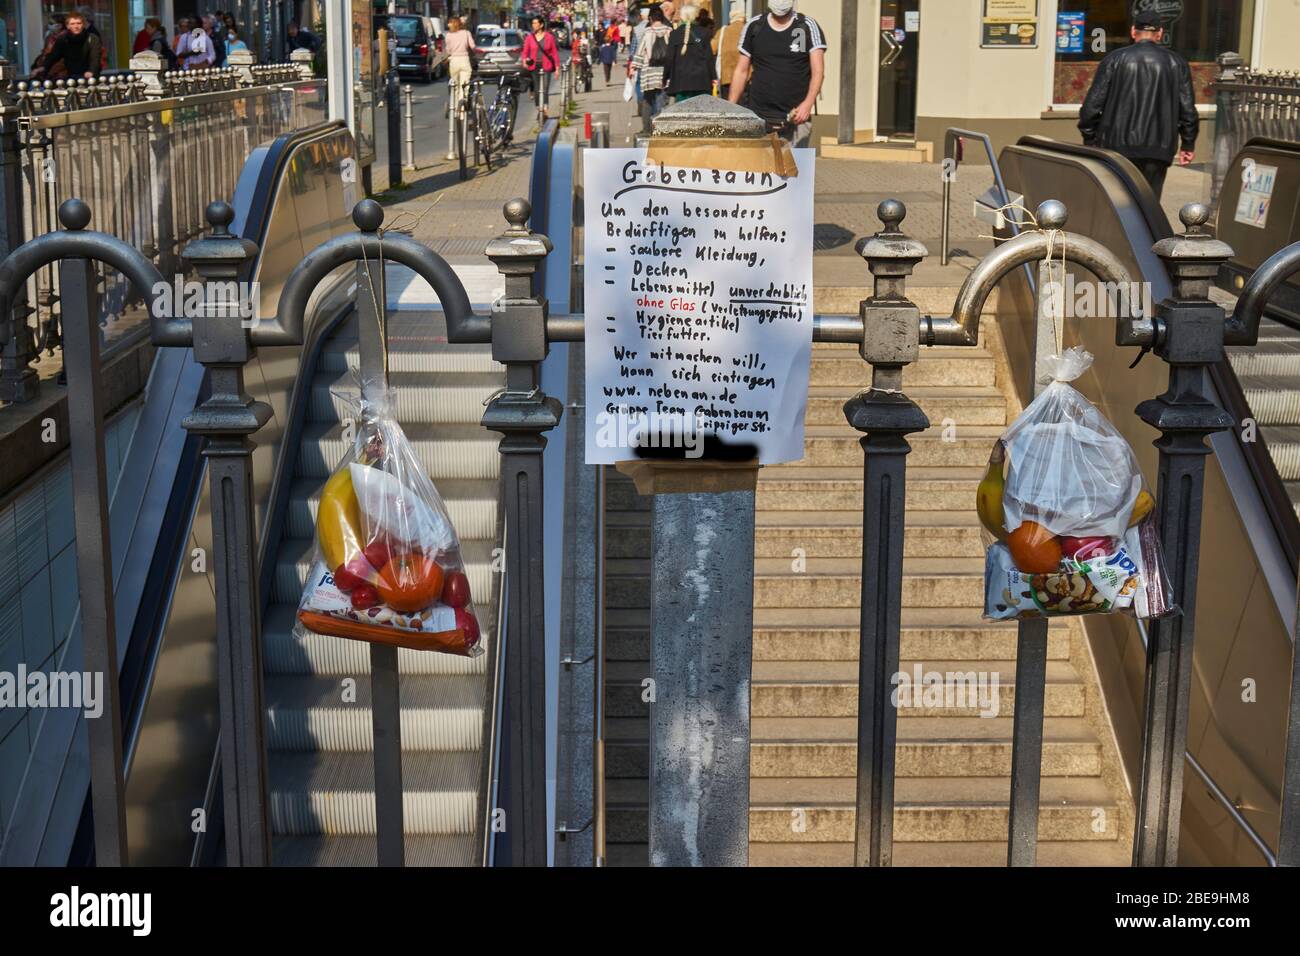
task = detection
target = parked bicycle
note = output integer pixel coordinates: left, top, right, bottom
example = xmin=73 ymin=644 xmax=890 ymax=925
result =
xmin=453 ymin=73 xmax=493 ymax=179
xmin=485 ymin=69 xmax=522 ymax=150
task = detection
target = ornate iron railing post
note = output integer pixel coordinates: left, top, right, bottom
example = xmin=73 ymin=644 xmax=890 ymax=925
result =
xmin=1132 ymin=204 xmax=1237 ymax=866
xmin=483 ymin=198 xmax=562 ymax=867
xmin=0 ymin=58 xmax=38 ymax=402
xmin=849 ymin=200 xmax=930 ymax=867
xmin=173 ymin=200 xmax=275 ymax=866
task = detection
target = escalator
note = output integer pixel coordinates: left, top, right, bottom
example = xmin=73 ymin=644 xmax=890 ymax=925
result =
xmin=993 ymin=137 xmax=1297 ymax=865
xmin=1 ymin=118 xmax=508 ymax=867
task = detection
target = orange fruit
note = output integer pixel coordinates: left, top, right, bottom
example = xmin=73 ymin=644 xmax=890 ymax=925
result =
xmin=1007 ymin=521 xmax=1062 ymax=573
xmin=375 ymin=554 xmax=445 ymax=613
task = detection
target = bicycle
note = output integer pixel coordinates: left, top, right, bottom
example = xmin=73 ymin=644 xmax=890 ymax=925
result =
xmin=484 ymin=69 xmax=521 ymax=151
xmin=453 ymin=74 xmax=493 ymax=180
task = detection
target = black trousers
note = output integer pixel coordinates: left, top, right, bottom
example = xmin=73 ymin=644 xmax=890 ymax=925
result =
xmin=1130 ymin=158 xmax=1170 ymax=199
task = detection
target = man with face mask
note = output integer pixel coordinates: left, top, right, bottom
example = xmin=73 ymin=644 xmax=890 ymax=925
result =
xmin=728 ymin=0 xmax=826 ymax=147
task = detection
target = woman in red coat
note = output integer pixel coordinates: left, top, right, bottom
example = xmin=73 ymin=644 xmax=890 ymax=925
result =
xmin=521 ymin=16 xmax=560 ymax=120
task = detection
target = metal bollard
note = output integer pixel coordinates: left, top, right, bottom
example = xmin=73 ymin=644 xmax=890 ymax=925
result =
xmin=387 ymin=70 xmax=402 ymax=187
xmin=848 ymin=201 xmax=930 ymax=867
xmin=482 ymin=198 xmax=563 ymax=866
xmin=403 ymin=84 xmax=416 ymax=171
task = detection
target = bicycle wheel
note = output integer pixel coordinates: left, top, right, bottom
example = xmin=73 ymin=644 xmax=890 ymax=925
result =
xmin=476 ymin=99 xmax=493 ymax=170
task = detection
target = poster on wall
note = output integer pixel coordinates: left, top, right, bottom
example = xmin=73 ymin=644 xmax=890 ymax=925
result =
xmin=1057 ymin=11 xmax=1085 ymax=53
xmin=982 ymin=0 xmax=1039 ymax=48
xmin=1234 ymin=163 xmax=1278 ymax=229
xmin=582 ymin=149 xmax=816 ymax=466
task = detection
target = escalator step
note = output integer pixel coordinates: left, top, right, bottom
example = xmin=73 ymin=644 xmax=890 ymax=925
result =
xmin=269 ymin=750 xmax=479 ymax=835
xmin=263 ymin=603 xmax=493 ymax=677
xmin=284 ymin=477 xmax=499 ymax=542
xmin=320 ymin=341 xmax=502 ymax=375
xmin=1228 ymin=347 xmax=1300 ymax=378
xmin=295 ymin=422 xmax=501 ymax=480
xmin=1260 ymin=426 xmax=1300 ymax=480
xmin=1240 ymin=378 xmax=1300 ymax=424
xmin=309 ymin=369 xmax=505 ymax=425
xmin=273 ymin=833 xmax=478 ymax=866
xmin=272 ymin=536 xmax=497 ymax=607
xmin=264 ymin=673 xmax=485 ymax=752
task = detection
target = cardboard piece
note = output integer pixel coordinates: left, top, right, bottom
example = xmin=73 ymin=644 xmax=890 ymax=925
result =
xmin=645 ymin=134 xmax=799 ymax=177
xmin=615 ymin=458 xmax=761 ymax=496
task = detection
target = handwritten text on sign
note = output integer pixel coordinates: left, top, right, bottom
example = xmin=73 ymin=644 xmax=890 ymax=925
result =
xmin=583 ymin=149 xmax=814 ymax=465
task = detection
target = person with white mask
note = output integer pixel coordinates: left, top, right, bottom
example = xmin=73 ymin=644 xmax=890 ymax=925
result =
xmin=728 ymin=0 xmax=826 ymax=147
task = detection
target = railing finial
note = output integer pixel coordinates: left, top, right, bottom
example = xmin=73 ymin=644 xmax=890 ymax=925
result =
xmin=1036 ymin=199 xmax=1067 ymax=230
xmin=1179 ymin=201 xmax=1211 ymax=235
xmin=352 ymin=198 xmax=384 ymax=233
xmin=876 ymin=198 xmax=905 ymax=234
xmin=58 ymin=198 xmax=91 ymax=231
xmin=503 ymin=197 xmax=531 ymax=234
xmin=206 ymin=199 xmax=235 ymax=234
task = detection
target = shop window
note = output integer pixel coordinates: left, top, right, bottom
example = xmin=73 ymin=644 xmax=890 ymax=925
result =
xmin=1053 ymin=0 xmax=1255 ymax=105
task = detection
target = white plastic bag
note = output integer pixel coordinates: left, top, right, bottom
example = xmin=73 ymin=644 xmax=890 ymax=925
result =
xmin=623 ymin=74 xmax=635 ymax=102
xmin=977 ymin=347 xmax=1173 ymax=621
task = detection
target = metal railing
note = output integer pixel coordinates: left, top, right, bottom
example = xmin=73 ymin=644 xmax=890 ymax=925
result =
xmin=0 ymin=55 xmax=323 ymax=403
xmin=1211 ymin=52 xmax=1300 ymax=206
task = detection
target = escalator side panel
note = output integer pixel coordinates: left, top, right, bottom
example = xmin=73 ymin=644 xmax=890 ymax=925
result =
xmin=999 ymin=144 xmax=1293 ymax=865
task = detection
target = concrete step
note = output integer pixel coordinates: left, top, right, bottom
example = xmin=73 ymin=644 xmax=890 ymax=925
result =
xmin=309 ymin=368 xmax=504 ymax=425
xmin=755 ymin=465 xmax=984 ymax=512
xmin=269 ymin=750 xmax=478 ymax=835
xmin=812 ymin=349 xmax=997 ymax=390
xmin=295 ymin=422 xmax=501 ymax=481
xmin=603 ymin=508 xmax=985 ymax=560
xmin=604 ymin=776 xmax=1120 ymax=844
xmin=263 ymin=603 xmax=491 ymax=677
xmin=750 ymin=716 xmax=1101 ymax=778
xmin=263 ymin=673 xmax=485 ymax=752
xmin=749 ymin=840 xmax=1131 ymax=866
xmin=272 ymin=535 xmax=496 ymax=607
xmin=803 ymin=424 xmax=1001 ymax=469
xmin=806 ymin=385 xmax=1006 ymax=427
xmin=748 ymin=659 xmax=1083 ymax=719
xmin=602 ymin=556 xmax=987 ymax=611
xmin=746 ymin=775 xmax=1120 ymax=843
xmin=819 ymin=140 xmax=935 ymax=163
xmin=285 ymin=476 xmax=499 ymax=544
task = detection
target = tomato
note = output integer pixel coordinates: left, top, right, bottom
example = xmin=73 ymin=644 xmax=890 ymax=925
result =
xmin=363 ymin=539 xmax=391 ymax=573
xmin=375 ymin=554 xmax=444 ymax=613
xmin=1059 ymin=535 xmax=1113 ymax=561
xmin=455 ymin=606 xmax=481 ymax=647
xmin=351 ymin=583 xmax=381 ymax=610
xmin=441 ymin=569 xmax=471 ymax=608
xmin=1007 ymin=520 xmax=1062 ymax=573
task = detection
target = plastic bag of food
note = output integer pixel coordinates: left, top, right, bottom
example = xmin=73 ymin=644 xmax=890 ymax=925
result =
xmin=295 ymin=377 xmax=482 ymax=656
xmin=976 ymin=347 xmax=1174 ymax=621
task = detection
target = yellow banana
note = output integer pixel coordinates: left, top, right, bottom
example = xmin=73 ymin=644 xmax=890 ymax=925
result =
xmin=1128 ymin=489 xmax=1155 ymax=527
xmin=317 ymin=466 xmax=364 ymax=571
xmin=976 ymin=440 xmax=1009 ymax=542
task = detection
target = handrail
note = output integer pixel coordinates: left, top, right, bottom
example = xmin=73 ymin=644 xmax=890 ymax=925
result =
xmin=940 ymin=127 xmax=1026 ymax=268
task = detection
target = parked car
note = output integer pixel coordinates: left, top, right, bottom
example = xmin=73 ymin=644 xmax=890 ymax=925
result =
xmin=549 ymin=21 xmax=570 ymax=48
xmin=387 ymin=13 xmax=440 ymax=82
xmin=473 ymin=26 xmax=525 ymax=74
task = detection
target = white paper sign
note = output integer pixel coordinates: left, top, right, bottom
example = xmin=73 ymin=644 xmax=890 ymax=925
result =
xmin=583 ymin=148 xmax=815 ymax=465
xmin=1234 ymin=161 xmax=1277 ymax=229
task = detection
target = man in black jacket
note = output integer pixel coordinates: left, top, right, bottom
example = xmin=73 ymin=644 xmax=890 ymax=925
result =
xmin=1078 ymin=11 xmax=1197 ymax=199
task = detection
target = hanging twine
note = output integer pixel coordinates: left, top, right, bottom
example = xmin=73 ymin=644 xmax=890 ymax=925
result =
xmin=979 ymin=201 xmax=1068 ymax=354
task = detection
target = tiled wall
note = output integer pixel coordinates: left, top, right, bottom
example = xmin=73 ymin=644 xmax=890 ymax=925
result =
xmin=0 ymin=402 xmax=142 ymax=848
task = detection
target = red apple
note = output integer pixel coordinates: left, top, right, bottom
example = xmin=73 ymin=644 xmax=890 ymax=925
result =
xmin=333 ymin=558 xmax=368 ymax=592
xmin=1059 ymin=535 xmax=1113 ymax=561
xmin=455 ymin=606 xmax=480 ymax=647
xmin=351 ymin=583 xmax=381 ymax=610
xmin=441 ymin=569 xmax=471 ymax=608
xmin=363 ymin=539 xmax=391 ymax=573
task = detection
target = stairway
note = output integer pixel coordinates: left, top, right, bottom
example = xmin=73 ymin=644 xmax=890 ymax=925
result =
xmin=262 ymin=312 xmax=505 ymax=866
xmin=603 ymin=330 xmax=1134 ymax=866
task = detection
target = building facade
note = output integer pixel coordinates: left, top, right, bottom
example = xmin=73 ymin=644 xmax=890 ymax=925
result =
xmin=794 ymin=0 xmax=1300 ymax=159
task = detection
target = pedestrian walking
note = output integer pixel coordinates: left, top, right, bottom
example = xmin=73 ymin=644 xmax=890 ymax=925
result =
xmin=31 ymin=11 xmax=101 ymax=79
xmin=30 ymin=14 xmax=68 ymax=79
xmin=630 ymin=5 xmax=673 ymax=133
xmin=598 ymin=19 xmax=618 ymax=85
xmin=665 ymin=5 xmax=714 ymax=102
xmin=443 ymin=16 xmax=474 ymax=159
xmin=133 ymin=16 xmax=161 ymax=53
xmin=1077 ymin=10 xmax=1197 ymax=199
xmin=522 ymin=16 xmax=560 ymax=120
xmin=712 ymin=3 xmax=745 ymax=100
xmin=286 ymin=19 xmax=320 ymax=53
xmin=728 ymin=1 xmax=826 ymax=147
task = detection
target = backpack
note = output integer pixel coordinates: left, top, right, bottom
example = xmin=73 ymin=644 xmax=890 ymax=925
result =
xmin=649 ymin=31 xmax=668 ymax=66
